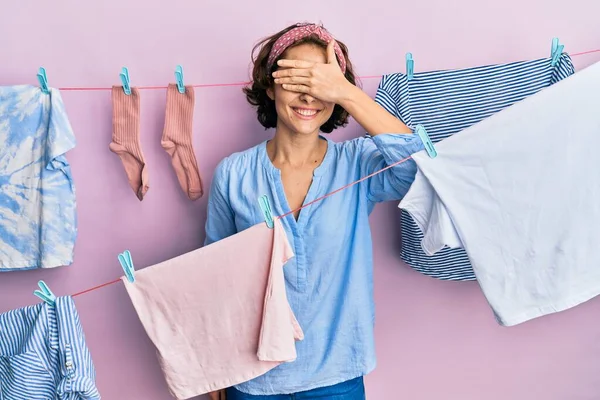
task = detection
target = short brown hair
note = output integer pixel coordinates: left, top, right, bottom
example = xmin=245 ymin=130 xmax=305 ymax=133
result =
xmin=243 ymin=23 xmax=358 ymax=134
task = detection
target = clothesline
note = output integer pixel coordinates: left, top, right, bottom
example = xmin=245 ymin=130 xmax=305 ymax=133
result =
xmin=53 ymin=48 xmax=600 ymax=92
xmin=70 ymin=155 xmax=414 ymax=298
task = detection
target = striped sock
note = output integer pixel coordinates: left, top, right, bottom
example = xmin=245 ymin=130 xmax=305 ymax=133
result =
xmin=161 ymin=84 xmax=203 ymax=200
xmin=109 ymin=86 xmax=149 ymax=201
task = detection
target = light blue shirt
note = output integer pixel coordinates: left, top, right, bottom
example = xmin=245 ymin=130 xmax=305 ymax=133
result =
xmin=0 ymin=86 xmax=77 ymax=271
xmin=204 ymin=133 xmax=424 ymax=395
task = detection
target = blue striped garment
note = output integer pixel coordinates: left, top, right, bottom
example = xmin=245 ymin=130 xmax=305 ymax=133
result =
xmin=0 ymin=296 xmax=100 ymax=399
xmin=374 ymin=54 xmax=575 ymax=281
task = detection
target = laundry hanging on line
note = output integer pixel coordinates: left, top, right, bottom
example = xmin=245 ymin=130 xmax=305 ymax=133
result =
xmin=0 ymin=296 xmax=101 ymax=399
xmin=399 ymin=60 xmax=600 ymax=326
xmin=15 ymin=213 xmax=304 ymax=400
xmin=109 ymin=83 xmax=204 ymax=202
xmin=372 ymin=53 xmax=575 ymax=281
xmin=122 ymin=217 xmax=302 ymax=399
xmin=0 ymin=85 xmax=77 ymax=271
xmin=0 ymin=76 xmax=205 ymax=270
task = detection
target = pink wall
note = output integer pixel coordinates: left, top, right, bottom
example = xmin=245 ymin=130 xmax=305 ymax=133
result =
xmin=1 ymin=1 xmax=599 ymax=399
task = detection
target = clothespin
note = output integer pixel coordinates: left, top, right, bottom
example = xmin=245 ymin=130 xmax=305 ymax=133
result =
xmin=119 ymin=67 xmax=132 ymax=95
xmin=33 ymin=280 xmax=56 ymax=306
xmin=118 ymin=250 xmax=136 ymax=283
xmin=406 ymin=53 xmax=414 ymax=81
xmin=258 ymin=195 xmax=274 ymax=229
xmin=37 ymin=67 xmax=50 ymax=94
xmin=550 ymin=37 xmax=564 ymax=66
xmin=175 ymin=65 xmax=185 ymax=94
xmin=415 ymin=124 xmax=437 ymax=158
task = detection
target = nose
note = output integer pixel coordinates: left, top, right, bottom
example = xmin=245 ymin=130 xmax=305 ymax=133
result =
xmin=299 ymin=92 xmax=317 ymax=103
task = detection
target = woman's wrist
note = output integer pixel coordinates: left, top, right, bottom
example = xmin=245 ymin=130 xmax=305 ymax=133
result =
xmin=337 ymin=83 xmax=366 ymax=112
xmin=337 ymin=83 xmax=412 ymax=135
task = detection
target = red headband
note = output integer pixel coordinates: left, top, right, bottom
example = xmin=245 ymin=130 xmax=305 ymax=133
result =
xmin=267 ymin=23 xmax=347 ymax=74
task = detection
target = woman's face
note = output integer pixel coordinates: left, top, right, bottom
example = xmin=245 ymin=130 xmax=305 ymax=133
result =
xmin=267 ymin=43 xmax=335 ymax=137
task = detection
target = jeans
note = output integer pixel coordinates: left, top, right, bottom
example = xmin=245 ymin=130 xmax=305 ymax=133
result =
xmin=225 ymin=376 xmax=365 ymax=399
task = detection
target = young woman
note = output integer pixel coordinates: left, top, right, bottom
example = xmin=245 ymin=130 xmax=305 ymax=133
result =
xmin=205 ymin=22 xmax=425 ymax=399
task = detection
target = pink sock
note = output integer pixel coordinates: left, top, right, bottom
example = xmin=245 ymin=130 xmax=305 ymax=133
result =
xmin=161 ymin=84 xmax=203 ymax=200
xmin=109 ymin=86 xmax=149 ymax=201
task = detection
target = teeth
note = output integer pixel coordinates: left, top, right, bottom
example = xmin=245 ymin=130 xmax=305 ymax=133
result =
xmin=295 ymin=108 xmax=318 ymax=116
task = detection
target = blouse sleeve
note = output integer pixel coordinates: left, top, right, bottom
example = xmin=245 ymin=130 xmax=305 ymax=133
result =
xmin=359 ymin=132 xmax=425 ymax=203
xmin=203 ymin=158 xmax=237 ymax=246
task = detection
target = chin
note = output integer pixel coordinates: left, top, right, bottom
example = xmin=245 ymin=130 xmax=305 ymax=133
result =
xmin=293 ymin=125 xmax=323 ymax=135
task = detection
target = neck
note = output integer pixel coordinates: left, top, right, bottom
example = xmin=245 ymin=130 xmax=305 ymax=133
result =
xmin=268 ymin=129 xmax=324 ymax=168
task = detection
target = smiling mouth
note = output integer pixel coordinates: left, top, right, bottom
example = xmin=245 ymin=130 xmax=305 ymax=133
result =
xmin=292 ymin=107 xmax=321 ymax=119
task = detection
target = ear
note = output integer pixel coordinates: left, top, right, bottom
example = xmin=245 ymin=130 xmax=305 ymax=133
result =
xmin=267 ymin=86 xmax=275 ymax=100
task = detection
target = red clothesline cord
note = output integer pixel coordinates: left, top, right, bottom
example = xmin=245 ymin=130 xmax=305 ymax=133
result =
xmin=71 ymin=278 xmax=122 ymax=297
xmin=57 ymin=48 xmax=600 ymax=92
xmin=71 ymin=155 xmax=414 ymax=297
xmin=571 ymin=48 xmax=600 ymax=57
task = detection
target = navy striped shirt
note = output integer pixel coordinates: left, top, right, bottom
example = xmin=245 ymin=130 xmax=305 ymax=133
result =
xmin=0 ymin=296 xmax=100 ymax=399
xmin=374 ymin=54 xmax=575 ymax=281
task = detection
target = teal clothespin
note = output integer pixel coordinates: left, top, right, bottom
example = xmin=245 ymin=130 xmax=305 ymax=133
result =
xmin=406 ymin=53 xmax=414 ymax=81
xmin=258 ymin=195 xmax=274 ymax=229
xmin=118 ymin=250 xmax=136 ymax=283
xmin=120 ymin=67 xmax=132 ymax=95
xmin=175 ymin=65 xmax=185 ymax=94
xmin=415 ymin=124 xmax=437 ymax=158
xmin=34 ymin=280 xmax=56 ymax=306
xmin=550 ymin=37 xmax=564 ymax=66
xmin=37 ymin=67 xmax=49 ymax=94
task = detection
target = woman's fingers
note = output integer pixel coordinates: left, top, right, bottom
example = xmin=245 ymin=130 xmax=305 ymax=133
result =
xmin=276 ymin=59 xmax=314 ymax=69
xmin=272 ymin=68 xmax=312 ymax=78
xmin=281 ymin=84 xmax=311 ymax=94
xmin=274 ymin=76 xmax=311 ymax=85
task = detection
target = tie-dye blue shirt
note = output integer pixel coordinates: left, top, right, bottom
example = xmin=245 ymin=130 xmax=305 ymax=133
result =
xmin=0 ymin=85 xmax=77 ymax=271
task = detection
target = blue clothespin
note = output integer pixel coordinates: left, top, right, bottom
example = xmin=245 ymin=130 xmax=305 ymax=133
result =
xmin=118 ymin=250 xmax=136 ymax=283
xmin=406 ymin=53 xmax=414 ymax=81
xmin=37 ymin=67 xmax=49 ymax=94
xmin=415 ymin=124 xmax=437 ymax=158
xmin=34 ymin=280 xmax=56 ymax=306
xmin=175 ymin=65 xmax=185 ymax=94
xmin=119 ymin=67 xmax=132 ymax=95
xmin=550 ymin=37 xmax=564 ymax=66
xmin=258 ymin=195 xmax=274 ymax=229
